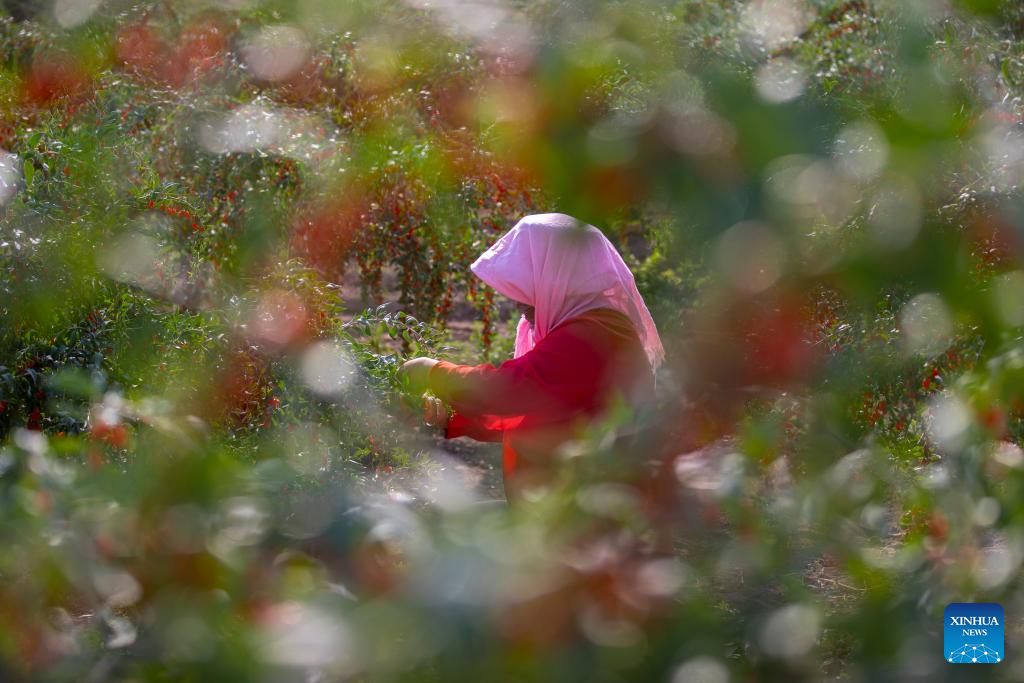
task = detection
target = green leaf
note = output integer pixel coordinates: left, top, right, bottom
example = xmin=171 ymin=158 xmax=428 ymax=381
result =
xmin=46 ymin=369 xmax=93 ymax=398
xmin=953 ymin=0 xmax=1001 ymax=16
xmin=23 ymin=160 xmax=35 ymax=187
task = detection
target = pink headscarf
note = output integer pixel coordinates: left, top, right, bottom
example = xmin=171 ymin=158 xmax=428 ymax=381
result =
xmin=470 ymin=213 xmax=665 ymax=371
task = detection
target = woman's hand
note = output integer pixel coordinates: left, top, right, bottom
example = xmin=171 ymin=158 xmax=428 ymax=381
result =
xmin=423 ymin=396 xmax=449 ymax=430
xmin=398 ymin=357 xmax=439 ymax=394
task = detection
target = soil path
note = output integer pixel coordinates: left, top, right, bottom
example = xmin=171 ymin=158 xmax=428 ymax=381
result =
xmin=432 ymin=436 xmax=505 ymax=501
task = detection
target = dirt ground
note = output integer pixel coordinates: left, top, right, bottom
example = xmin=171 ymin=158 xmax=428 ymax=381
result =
xmin=431 ymin=433 xmax=505 ymax=501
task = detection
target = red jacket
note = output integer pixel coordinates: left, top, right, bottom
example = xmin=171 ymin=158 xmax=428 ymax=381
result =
xmin=427 ymin=307 xmax=654 ymax=498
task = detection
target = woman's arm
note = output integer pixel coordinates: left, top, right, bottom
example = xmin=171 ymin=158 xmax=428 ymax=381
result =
xmin=425 ymin=320 xmax=605 ymax=417
xmin=445 ymin=410 xmax=506 ymax=442
xmin=408 ymin=369 xmax=511 ymax=442
xmin=400 ymin=317 xmax=608 ymax=423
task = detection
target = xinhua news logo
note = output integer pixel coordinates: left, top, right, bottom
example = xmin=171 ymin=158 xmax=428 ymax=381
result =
xmin=945 ymin=603 xmax=1004 ymax=664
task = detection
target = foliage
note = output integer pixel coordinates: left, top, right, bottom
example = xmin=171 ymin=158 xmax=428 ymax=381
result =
xmin=3 ymin=1 xmax=1024 ymax=682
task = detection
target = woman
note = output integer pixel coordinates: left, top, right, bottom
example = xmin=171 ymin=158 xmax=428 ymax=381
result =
xmin=400 ymin=213 xmax=664 ymax=499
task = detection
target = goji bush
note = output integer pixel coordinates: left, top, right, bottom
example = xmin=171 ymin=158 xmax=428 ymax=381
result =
xmin=3 ymin=1 xmax=1024 ymax=682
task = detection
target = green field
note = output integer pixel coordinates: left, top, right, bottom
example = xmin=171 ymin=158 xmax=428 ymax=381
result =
xmin=3 ymin=1 xmax=1024 ymax=680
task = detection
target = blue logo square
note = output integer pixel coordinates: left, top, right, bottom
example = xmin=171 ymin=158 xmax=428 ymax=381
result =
xmin=945 ymin=603 xmax=1004 ymax=663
